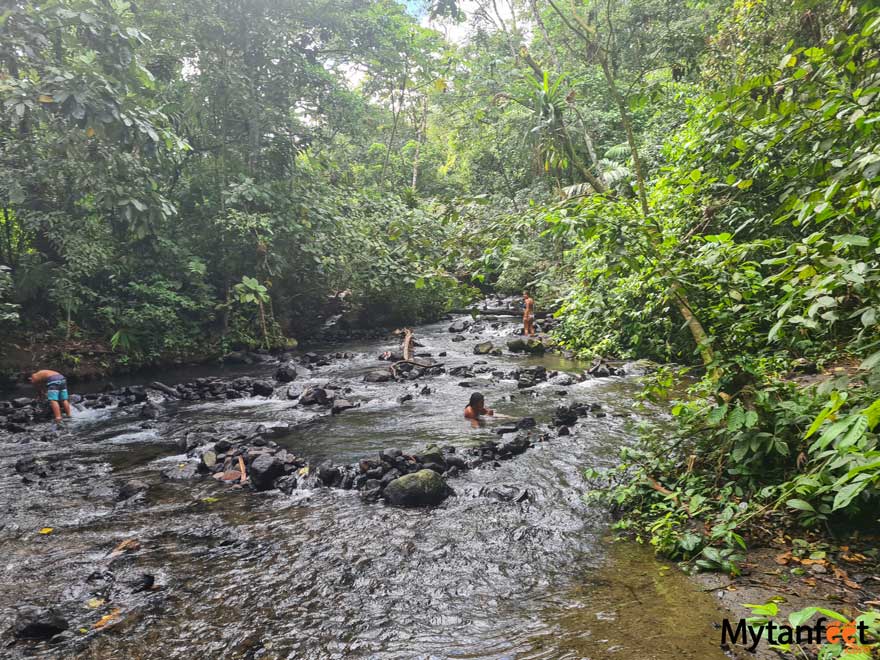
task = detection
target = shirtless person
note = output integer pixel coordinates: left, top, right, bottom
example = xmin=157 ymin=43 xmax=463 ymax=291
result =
xmin=523 ymin=291 xmax=535 ymax=336
xmin=464 ymin=392 xmax=494 ymax=428
xmin=30 ymin=369 xmax=72 ymax=424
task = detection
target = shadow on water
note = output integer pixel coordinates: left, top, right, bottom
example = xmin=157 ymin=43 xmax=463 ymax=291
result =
xmin=0 ymin=316 xmax=731 ymax=659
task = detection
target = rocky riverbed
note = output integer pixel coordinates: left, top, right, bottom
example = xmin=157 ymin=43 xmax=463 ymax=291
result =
xmin=0 ymin=314 xmax=732 ymax=659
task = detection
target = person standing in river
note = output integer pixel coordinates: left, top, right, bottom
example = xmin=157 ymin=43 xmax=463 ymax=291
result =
xmin=523 ymin=291 xmax=535 ymax=336
xmin=29 ymin=369 xmax=72 ymax=425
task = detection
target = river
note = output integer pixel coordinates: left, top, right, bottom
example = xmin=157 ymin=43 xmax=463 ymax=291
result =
xmin=0 ymin=315 xmax=732 ymax=659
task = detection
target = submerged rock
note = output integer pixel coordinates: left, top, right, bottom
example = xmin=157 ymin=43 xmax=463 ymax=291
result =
xmin=14 ymin=607 xmax=69 ymax=640
xmin=383 ymin=469 xmax=449 ymax=507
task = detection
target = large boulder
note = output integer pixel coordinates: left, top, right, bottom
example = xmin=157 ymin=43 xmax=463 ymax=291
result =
xmin=383 ymin=469 xmax=449 ymax=507
xmin=274 ymin=362 xmax=298 ymax=383
xmin=506 ymin=338 xmax=527 ymax=353
xmin=249 ymin=454 xmax=284 ymax=491
xmin=473 ymin=341 xmax=494 ymax=355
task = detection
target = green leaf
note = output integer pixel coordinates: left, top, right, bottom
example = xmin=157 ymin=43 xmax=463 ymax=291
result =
xmin=833 ymin=234 xmax=870 ymax=247
xmin=860 ymin=350 xmax=880 ymax=371
xmin=832 ymin=480 xmax=867 ymax=511
xmin=786 ymin=499 xmax=815 ymax=512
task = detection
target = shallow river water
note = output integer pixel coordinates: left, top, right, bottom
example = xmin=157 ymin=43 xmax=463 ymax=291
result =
xmin=0 ymin=316 xmax=731 ymax=659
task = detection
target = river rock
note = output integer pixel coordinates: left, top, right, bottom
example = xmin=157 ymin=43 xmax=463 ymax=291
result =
xmin=553 ymin=405 xmax=578 ymax=427
xmin=252 ymin=380 xmax=275 ymax=397
xmin=517 ymin=366 xmax=547 ymax=389
xmin=249 ymin=454 xmax=284 ymax=491
xmin=383 ymin=469 xmax=449 ymax=507
xmin=317 ymin=461 xmax=340 ymax=486
xmin=300 ymin=387 xmax=329 ymax=406
xmin=480 ymin=484 xmax=531 ymax=503
xmin=451 ymin=334 xmax=466 ymax=342
xmin=11 ymin=397 xmax=32 ymax=408
xmin=331 ymin=398 xmax=357 ymax=414
xmin=14 ymin=607 xmax=69 ymax=640
xmin=286 ymin=386 xmax=302 ymax=400
xmin=473 ymin=341 xmax=494 ymax=355
xmin=448 ymin=319 xmax=472 ymax=333
xmin=516 ymin=417 xmax=537 ymax=430
xmin=162 ymin=461 xmax=200 ymax=480
xmin=274 ymin=362 xmax=298 ymax=383
xmin=117 ymin=479 xmax=150 ymax=501
xmin=139 ymin=402 xmax=160 ymax=419
xmin=364 ymin=369 xmax=393 ymax=383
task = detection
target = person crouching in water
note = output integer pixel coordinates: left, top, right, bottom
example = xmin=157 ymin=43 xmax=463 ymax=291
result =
xmin=30 ymin=369 xmax=72 ymax=425
xmin=464 ymin=392 xmax=494 ymax=428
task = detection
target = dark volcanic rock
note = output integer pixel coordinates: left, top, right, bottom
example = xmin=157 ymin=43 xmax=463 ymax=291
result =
xmin=252 ymin=380 xmax=275 ymax=397
xmin=139 ymin=402 xmax=160 ymax=419
xmin=300 ymin=387 xmax=329 ymax=406
xmin=364 ymin=370 xmax=393 ymax=383
xmin=275 ymin=362 xmax=298 ymax=383
xmin=448 ymin=319 xmax=472 ymax=333
xmin=117 ymin=479 xmax=150 ymax=501
xmin=383 ymin=469 xmax=449 ymax=507
xmin=451 ymin=335 xmax=466 ymax=342
xmin=249 ymin=454 xmax=284 ymax=491
xmin=317 ymin=461 xmax=341 ymax=486
xmin=14 ymin=607 xmax=69 ymax=640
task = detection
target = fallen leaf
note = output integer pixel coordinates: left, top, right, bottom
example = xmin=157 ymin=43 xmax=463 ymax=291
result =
xmin=775 ymin=551 xmax=792 ymax=565
xmin=841 ymin=550 xmax=867 ymax=563
xmin=297 ymin=466 xmax=309 ymax=477
xmin=201 ymin=497 xmax=218 ymax=503
xmin=39 ymin=527 xmax=53 ymax=535
xmin=38 ymin=94 xmax=54 ymax=103
xmin=108 ymin=538 xmax=140 ymax=559
xmin=93 ymin=608 xmax=121 ymax=630
xmin=86 ymin=598 xmax=105 ymax=609
xmin=86 ymin=127 xmax=95 ymax=137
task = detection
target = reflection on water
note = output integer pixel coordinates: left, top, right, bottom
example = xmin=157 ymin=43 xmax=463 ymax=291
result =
xmin=0 ymin=317 xmax=730 ymax=659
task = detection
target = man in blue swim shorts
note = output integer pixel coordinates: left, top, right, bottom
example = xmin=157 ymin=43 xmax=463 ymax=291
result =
xmin=30 ymin=369 xmax=73 ymax=424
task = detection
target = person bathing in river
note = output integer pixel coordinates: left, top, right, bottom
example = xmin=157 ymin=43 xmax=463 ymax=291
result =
xmin=30 ymin=369 xmax=72 ymax=425
xmin=523 ymin=291 xmax=535 ymax=336
xmin=464 ymin=392 xmax=494 ymax=428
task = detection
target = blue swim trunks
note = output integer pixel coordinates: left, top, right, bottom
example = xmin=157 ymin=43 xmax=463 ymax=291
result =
xmin=46 ymin=375 xmax=68 ymax=402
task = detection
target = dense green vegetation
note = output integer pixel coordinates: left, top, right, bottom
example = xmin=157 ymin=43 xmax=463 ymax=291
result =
xmin=2 ymin=0 xmax=878 ymax=567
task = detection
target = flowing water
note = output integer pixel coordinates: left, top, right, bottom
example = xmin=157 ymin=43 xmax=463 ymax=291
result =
xmin=0 ymin=317 xmax=731 ymax=659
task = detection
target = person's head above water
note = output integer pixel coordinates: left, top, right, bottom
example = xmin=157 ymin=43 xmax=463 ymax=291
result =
xmin=468 ymin=392 xmax=485 ymax=410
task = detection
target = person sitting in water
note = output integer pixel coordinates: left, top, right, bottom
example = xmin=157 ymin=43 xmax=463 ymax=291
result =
xmin=464 ymin=392 xmax=494 ymax=427
xmin=30 ymin=369 xmax=72 ymax=425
